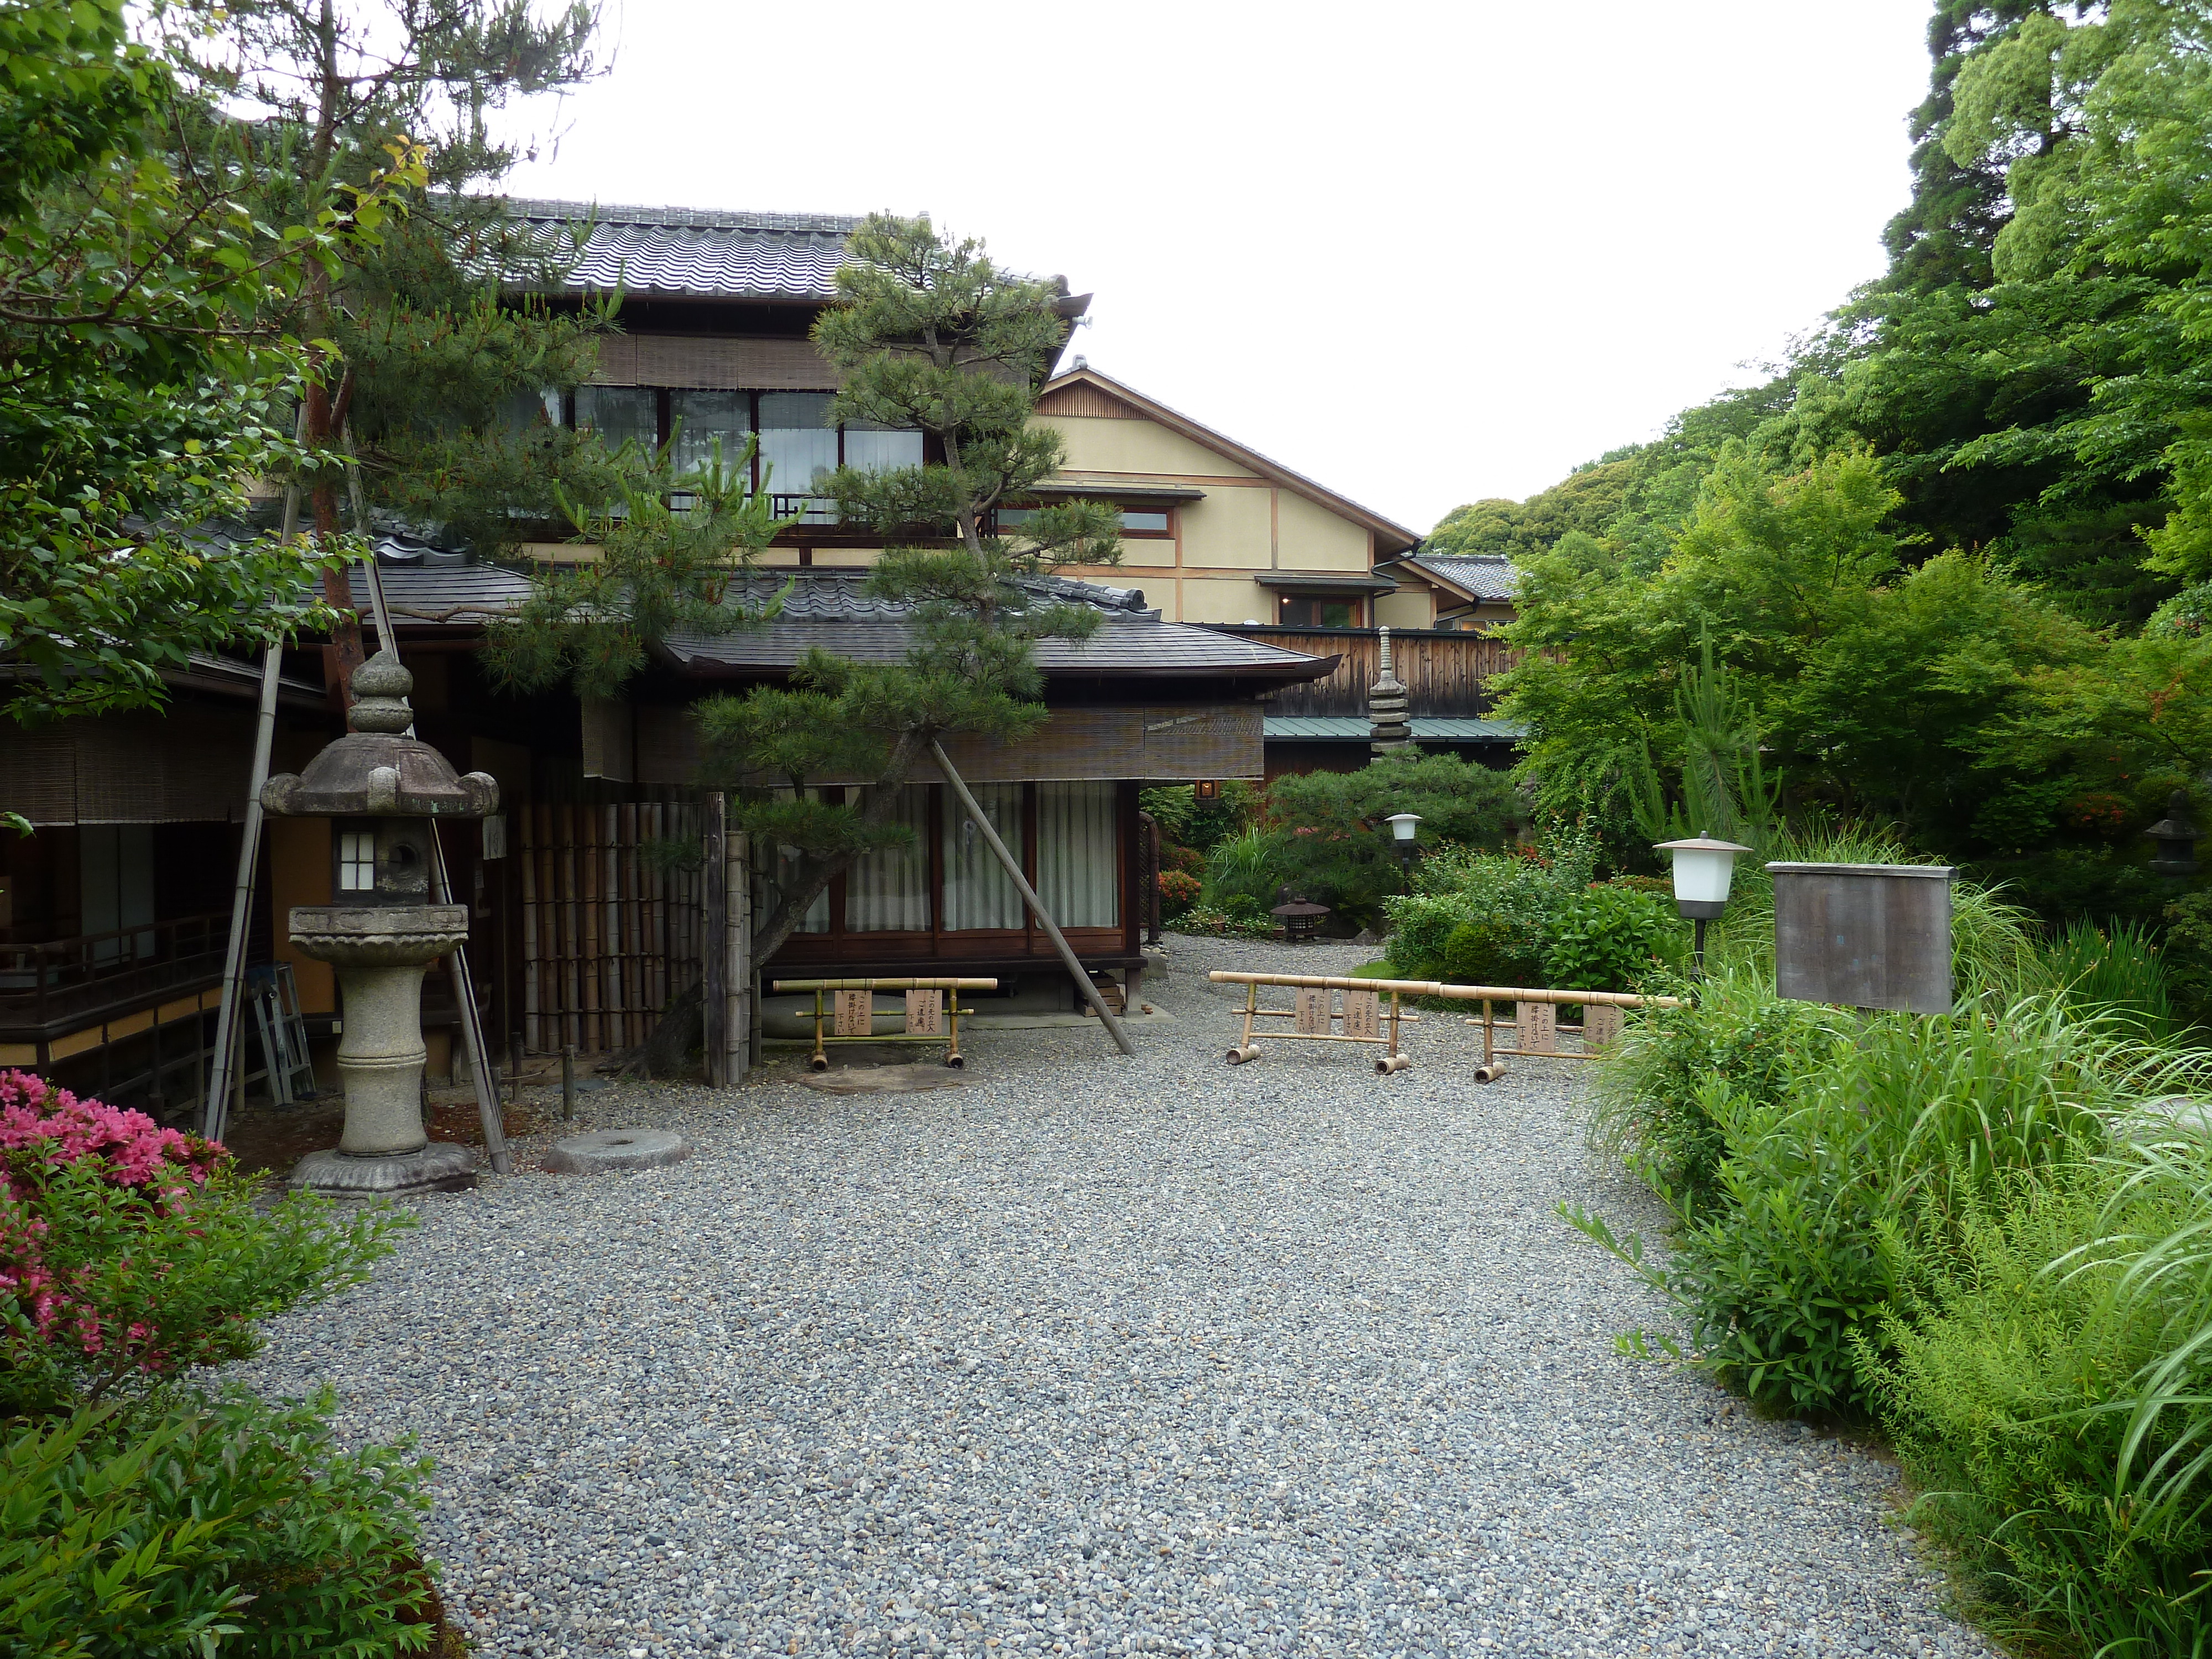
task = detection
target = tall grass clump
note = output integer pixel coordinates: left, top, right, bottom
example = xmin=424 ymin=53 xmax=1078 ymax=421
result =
xmin=2036 ymin=915 xmax=2180 ymax=1041
xmin=1571 ymin=995 xmax=2195 ymax=1419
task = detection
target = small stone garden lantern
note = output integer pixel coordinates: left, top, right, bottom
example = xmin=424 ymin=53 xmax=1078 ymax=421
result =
xmin=1270 ymin=888 xmax=1331 ymax=942
xmin=260 ymin=650 xmax=498 ymax=1197
xmin=2147 ymin=791 xmax=2199 ymax=880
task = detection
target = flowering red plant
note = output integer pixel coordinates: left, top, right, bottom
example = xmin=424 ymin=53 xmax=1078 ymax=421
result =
xmin=0 ymin=1072 xmax=399 ymax=1418
xmin=0 ymin=1071 xmax=227 ymax=1375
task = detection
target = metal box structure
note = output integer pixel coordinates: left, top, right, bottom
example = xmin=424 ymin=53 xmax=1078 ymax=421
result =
xmin=1769 ymin=862 xmax=1955 ymax=1014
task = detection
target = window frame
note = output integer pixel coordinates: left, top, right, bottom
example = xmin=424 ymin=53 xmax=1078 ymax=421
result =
xmin=1276 ymin=593 xmax=1366 ymax=629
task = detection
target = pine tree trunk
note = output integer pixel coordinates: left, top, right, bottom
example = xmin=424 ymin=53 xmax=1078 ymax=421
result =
xmin=747 ymin=730 xmax=929 ymax=968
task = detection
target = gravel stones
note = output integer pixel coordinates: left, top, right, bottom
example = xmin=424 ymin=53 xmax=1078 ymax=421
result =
xmin=543 ymin=1129 xmax=691 ymax=1173
xmin=800 ymin=1063 xmax=968 ymax=1097
xmin=232 ymin=932 xmax=1995 ymax=1659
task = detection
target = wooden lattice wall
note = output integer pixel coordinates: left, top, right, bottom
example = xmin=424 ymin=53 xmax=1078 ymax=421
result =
xmin=517 ymin=802 xmax=705 ymax=1055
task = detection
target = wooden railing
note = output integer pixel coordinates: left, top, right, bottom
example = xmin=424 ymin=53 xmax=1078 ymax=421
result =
xmin=0 ymin=911 xmax=229 ymax=1037
xmin=1204 ymin=626 xmax=1521 ymax=719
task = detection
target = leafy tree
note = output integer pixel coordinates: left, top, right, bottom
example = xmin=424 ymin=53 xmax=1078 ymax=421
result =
xmin=0 ymin=0 xmax=401 ymax=728
xmin=1501 ymin=447 xmax=2093 ymax=854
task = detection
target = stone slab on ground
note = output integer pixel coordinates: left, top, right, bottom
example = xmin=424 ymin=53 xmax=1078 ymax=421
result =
xmin=541 ymin=1128 xmax=691 ymax=1173
xmin=233 ymin=928 xmax=1996 ymax=1659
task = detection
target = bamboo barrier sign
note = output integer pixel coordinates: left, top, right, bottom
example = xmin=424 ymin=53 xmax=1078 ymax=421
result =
xmin=771 ymin=977 xmax=997 ymax=1071
xmin=1206 ymin=972 xmax=1684 ymax=1078
xmin=1213 ymin=974 xmax=1415 ymax=1074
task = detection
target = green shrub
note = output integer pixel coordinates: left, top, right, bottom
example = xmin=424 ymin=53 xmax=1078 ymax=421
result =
xmin=1169 ymin=904 xmax=1275 ymax=940
xmin=1254 ymin=755 xmax=1523 ymax=928
xmin=1156 ymin=869 xmax=1201 ymax=919
xmin=2036 ymin=916 xmax=2179 ymax=1040
xmin=1439 ymin=915 xmax=1545 ymax=988
xmin=2161 ymin=889 xmax=2212 ymax=1029
xmin=1541 ymin=883 xmax=1686 ymax=993
xmin=0 ymin=1072 xmax=440 ymax=1656
xmin=1200 ymin=826 xmax=1293 ymax=916
xmin=3 ymin=1391 xmax=448 ymax=1657
xmin=1585 ymin=967 xmax=1846 ymax=1204
xmin=1384 ymin=850 xmax=1571 ymax=979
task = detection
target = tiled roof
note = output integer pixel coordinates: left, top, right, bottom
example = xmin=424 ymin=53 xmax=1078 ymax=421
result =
xmin=343 ymin=563 xmax=1333 ymax=683
xmin=667 ymin=573 xmax=1330 ymax=679
xmin=1263 ymin=716 xmax=1527 ymax=742
xmin=504 ymin=197 xmax=862 ymax=301
xmin=348 ymin=564 xmax=533 ymax=627
xmin=1409 ymin=554 xmax=1520 ymax=602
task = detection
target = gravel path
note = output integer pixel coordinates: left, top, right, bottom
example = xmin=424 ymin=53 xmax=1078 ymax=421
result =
xmin=235 ymin=935 xmax=1994 ymax=1659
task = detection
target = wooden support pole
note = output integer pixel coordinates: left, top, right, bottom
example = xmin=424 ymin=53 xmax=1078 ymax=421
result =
xmin=931 ymin=741 xmax=1135 ymax=1058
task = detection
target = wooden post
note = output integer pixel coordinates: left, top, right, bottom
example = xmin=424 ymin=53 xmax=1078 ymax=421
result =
xmin=559 ymin=805 xmax=581 ymax=1053
xmin=520 ymin=807 xmax=542 ymax=1054
xmin=703 ymin=792 xmax=728 ymax=1087
xmin=724 ymin=828 xmax=750 ymax=1086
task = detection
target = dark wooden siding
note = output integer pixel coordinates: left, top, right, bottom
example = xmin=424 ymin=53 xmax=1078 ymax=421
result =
xmin=1212 ymin=628 xmax=1521 ymax=718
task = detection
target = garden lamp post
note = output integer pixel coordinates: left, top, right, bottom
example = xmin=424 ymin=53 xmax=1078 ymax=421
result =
xmin=1385 ymin=813 xmax=1422 ymax=879
xmin=1655 ymin=833 xmax=1752 ymax=974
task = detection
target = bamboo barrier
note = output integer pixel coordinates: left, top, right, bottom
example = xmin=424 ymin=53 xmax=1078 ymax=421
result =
xmin=1206 ymin=972 xmax=1684 ymax=1076
xmin=770 ymin=977 xmax=999 ymax=1071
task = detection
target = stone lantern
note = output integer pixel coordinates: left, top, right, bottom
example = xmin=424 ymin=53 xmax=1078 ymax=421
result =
xmin=260 ymin=650 xmax=498 ymax=1197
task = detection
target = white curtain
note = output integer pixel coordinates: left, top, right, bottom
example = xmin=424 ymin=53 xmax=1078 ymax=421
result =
xmin=942 ymin=784 xmax=1024 ymax=931
xmin=670 ymin=390 xmax=750 ymax=479
xmin=1036 ymin=783 xmax=1119 ymax=927
xmin=757 ymin=392 xmax=838 ymax=500
xmin=758 ymin=789 xmax=830 ymax=934
xmin=843 ymin=424 xmax=923 ymax=473
xmin=846 ymin=786 xmax=930 ymax=932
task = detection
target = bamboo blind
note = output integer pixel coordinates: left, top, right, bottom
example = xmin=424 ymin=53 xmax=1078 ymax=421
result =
xmin=518 ymin=802 xmax=706 ymax=1055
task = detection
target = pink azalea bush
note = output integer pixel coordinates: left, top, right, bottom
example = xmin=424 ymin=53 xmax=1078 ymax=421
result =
xmin=0 ymin=1070 xmax=401 ymax=1416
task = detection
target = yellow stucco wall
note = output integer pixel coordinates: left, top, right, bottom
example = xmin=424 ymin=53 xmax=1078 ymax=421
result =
xmin=1177 ymin=487 xmax=1274 ymax=571
xmin=1040 ymin=415 xmax=1258 ymax=479
xmin=1177 ymin=576 xmax=1274 ymax=625
xmin=1375 ymin=588 xmax=1436 ymax=629
xmin=269 ymin=817 xmax=335 ymax=1014
xmin=1274 ymin=490 xmax=1371 ymax=573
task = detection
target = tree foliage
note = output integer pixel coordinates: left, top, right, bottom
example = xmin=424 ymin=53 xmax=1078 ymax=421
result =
xmin=0 ymin=0 xmax=402 ymax=726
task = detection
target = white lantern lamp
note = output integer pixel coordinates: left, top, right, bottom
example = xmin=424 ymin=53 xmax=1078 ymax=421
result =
xmin=1384 ymin=813 xmax=1422 ymax=877
xmin=1655 ymin=832 xmax=1752 ymax=972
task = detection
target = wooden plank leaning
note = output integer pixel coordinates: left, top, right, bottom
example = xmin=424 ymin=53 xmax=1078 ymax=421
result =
xmin=1206 ymin=972 xmax=1685 ymax=1078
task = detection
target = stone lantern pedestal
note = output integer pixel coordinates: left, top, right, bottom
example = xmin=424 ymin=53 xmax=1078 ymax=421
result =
xmin=288 ymin=905 xmax=478 ymax=1197
xmin=258 ymin=649 xmax=499 ymax=1200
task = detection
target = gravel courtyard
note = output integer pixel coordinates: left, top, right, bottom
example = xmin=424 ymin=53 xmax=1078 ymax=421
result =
xmin=236 ymin=935 xmax=1995 ymax=1659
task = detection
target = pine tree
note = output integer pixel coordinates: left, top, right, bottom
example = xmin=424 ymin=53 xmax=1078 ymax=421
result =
xmin=184 ymin=0 xmax=621 ymax=694
xmin=495 ymin=213 xmax=1119 ymax=968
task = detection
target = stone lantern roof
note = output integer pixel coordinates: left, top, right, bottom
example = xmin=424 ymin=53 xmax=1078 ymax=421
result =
xmin=260 ymin=650 xmax=499 ymax=819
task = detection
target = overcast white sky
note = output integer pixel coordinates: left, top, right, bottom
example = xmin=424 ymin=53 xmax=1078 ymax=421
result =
xmin=496 ymin=0 xmax=1936 ymax=536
